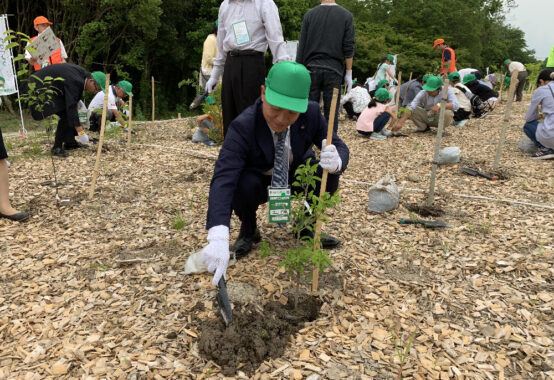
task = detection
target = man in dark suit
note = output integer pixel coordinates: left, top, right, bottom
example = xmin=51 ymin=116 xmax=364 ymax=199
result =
xmin=27 ymin=63 xmax=105 ymax=157
xmin=199 ymin=61 xmax=350 ymax=286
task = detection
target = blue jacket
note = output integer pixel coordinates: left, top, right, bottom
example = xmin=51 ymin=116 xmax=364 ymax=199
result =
xmin=206 ymin=98 xmax=349 ymax=229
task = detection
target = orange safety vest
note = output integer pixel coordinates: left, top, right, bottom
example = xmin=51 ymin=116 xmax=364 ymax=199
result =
xmin=441 ymin=47 xmax=456 ymax=74
xmin=30 ymin=36 xmax=64 ymax=71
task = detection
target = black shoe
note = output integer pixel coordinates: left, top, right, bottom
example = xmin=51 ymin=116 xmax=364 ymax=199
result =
xmin=64 ymin=142 xmax=86 ymax=150
xmin=298 ymin=228 xmax=341 ymax=249
xmin=0 ymin=211 xmax=30 ymax=222
xmin=51 ymin=147 xmax=68 ymax=157
xmin=232 ymin=228 xmax=261 ymax=259
xmin=414 ymin=126 xmax=431 ymax=133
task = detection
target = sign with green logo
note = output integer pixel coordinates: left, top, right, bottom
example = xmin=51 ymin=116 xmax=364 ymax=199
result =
xmin=268 ymin=187 xmax=291 ymax=224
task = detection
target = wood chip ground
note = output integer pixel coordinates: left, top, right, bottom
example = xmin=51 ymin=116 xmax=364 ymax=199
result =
xmin=1 ymin=98 xmax=552 ymax=379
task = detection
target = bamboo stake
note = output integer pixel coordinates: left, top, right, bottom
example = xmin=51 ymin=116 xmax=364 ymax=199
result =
xmin=426 ymin=79 xmax=450 ymax=207
xmin=408 ymin=72 xmax=413 ymax=82
xmin=89 ymin=74 xmax=110 ymax=200
xmin=395 ymin=71 xmax=402 ymax=109
xmin=151 ymin=76 xmax=155 ymax=127
xmin=312 ymin=88 xmax=339 ymax=293
xmin=126 ymin=93 xmax=133 ymax=149
xmin=493 ymin=69 xmax=519 ymax=171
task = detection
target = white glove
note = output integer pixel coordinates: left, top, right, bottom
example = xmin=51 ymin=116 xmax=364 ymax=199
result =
xmin=344 ymin=71 xmax=353 ymax=93
xmin=78 ymin=132 xmax=89 ymax=145
xmin=201 ymin=225 xmax=230 ymax=286
xmin=205 ymin=66 xmax=223 ymax=93
xmin=320 ymin=139 xmax=342 ymax=173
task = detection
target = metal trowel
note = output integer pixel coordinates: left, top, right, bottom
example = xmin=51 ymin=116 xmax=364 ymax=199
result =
xmin=216 ymin=278 xmax=232 ymax=325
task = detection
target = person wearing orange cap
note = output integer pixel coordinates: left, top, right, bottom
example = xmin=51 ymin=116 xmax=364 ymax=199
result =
xmin=433 ymin=38 xmax=456 ymax=75
xmin=25 ymin=16 xmax=67 ymax=72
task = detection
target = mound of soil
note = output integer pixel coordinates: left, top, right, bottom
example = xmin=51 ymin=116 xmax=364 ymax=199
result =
xmin=198 ymin=294 xmax=321 ymax=376
xmin=404 ymin=203 xmax=445 ymax=217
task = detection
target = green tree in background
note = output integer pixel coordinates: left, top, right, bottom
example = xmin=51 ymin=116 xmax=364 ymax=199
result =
xmin=1 ymin=0 xmax=537 ymax=117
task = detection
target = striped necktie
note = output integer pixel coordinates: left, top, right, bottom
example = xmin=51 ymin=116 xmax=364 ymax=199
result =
xmin=271 ymin=131 xmax=288 ymax=188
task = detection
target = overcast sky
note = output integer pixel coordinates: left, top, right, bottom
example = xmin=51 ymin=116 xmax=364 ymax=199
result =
xmin=507 ymin=0 xmax=553 ymax=59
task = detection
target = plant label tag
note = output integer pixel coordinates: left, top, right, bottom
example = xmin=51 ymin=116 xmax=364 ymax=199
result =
xmin=232 ymin=21 xmax=250 ymax=45
xmin=268 ymin=186 xmax=291 ymax=224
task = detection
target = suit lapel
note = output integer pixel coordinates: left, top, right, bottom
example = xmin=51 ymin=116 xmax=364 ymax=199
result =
xmin=255 ymin=102 xmax=275 ymax=165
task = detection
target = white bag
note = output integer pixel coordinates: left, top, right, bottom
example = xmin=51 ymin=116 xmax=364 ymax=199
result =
xmin=364 ymin=77 xmax=376 ymax=92
xmin=368 ymin=174 xmax=399 ymax=213
xmin=438 ymin=147 xmax=461 ymax=165
xmin=518 ymin=136 xmax=538 ymax=154
xmin=184 ymin=250 xmax=207 ymax=275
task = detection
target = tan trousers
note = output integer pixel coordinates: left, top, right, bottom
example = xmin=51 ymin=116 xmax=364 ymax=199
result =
xmin=411 ymin=106 xmax=454 ymax=131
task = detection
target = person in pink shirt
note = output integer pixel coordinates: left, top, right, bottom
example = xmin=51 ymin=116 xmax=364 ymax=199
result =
xmin=356 ymin=88 xmax=397 ymax=140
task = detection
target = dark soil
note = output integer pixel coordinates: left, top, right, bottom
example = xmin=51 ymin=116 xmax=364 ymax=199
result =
xmin=198 ymin=294 xmax=322 ymax=376
xmin=404 ymin=203 xmax=445 ymax=217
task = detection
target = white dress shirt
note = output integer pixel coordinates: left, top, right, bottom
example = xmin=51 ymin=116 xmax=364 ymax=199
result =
xmin=213 ymin=0 xmax=289 ymax=72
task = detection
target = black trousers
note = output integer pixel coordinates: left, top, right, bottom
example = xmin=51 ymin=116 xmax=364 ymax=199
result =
xmin=53 ymin=111 xmax=78 ymax=149
xmin=308 ymin=68 xmax=342 ymax=134
xmin=343 ymin=102 xmax=360 ymax=120
xmin=232 ymin=159 xmax=341 ymax=236
xmin=222 ymin=52 xmax=265 ymax=137
xmin=515 ymin=71 xmax=528 ymax=102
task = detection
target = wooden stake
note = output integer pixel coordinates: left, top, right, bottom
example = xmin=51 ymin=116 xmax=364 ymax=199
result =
xmin=493 ymin=69 xmax=519 ymax=171
xmin=395 ymin=71 xmax=402 ymax=109
xmin=408 ymin=72 xmax=413 ymax=82
xmin=426 ymin=79 xmax=450 ymax=207
xmin=126 ymin=93 xmax=133 ymax=149
xmin=151 ymin=76 xmax=155 ymax=127
xmin=89 ymin=74 xmax=110 ymax=200
xmin=312 ymin=88 xmax=339 ymax=293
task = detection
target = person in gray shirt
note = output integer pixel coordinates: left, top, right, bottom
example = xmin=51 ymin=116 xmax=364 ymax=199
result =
xmin=399 ymin=74 xmax=426 ymax=108
xmin=393 ymin=75 xmax=459 ymax=133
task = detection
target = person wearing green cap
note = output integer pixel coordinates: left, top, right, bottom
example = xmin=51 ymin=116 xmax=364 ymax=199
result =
xmin=393 ymin=75 xmax=459 ymax=133
xmin=369 ymin=79 xmax=390 ymax=98
xmin=88 ymin=80 xmax=133 ymax=132
xmin=448 ymin=72 xmax=472 ymax=127
xmin=372 ymin=55 xmax=397 ymax=85
xmin=187 ymin=61 xmax=350 ymax=286
xmin=27 ymin=63 xmax=102 ymax=157
xmin=356 ymin=88 xmax=397 ymax=140
xmin=504 ymin=59 xmax=527 ymax=102
xmin=462 ymin=73 xmax=498 ymax=115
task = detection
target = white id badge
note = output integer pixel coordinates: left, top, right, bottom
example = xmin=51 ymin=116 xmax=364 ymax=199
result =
xmin=232 ymin=21 xmax=251 ymax=45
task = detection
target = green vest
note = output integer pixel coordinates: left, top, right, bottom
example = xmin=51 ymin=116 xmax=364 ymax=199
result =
xmin=547 ymin=45 xmax=554 ymax=68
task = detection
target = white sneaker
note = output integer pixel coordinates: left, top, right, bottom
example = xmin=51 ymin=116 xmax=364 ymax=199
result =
xmin=370 ymin=133 xmax=387 ymax=140
xmin=456 ymin=119 xmax=468 ymax=127
xmin=380 ymin=128 xmax=392 ymax=136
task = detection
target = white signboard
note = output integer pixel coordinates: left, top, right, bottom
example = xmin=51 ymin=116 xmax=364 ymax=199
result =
xmin=31 ymin=26 xmax=60 ymax=65
xmin=0 ymin=14 xmax=17 ymax=95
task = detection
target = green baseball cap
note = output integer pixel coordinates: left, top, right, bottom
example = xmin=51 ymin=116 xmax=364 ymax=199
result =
xmin=265 ymin=61 xmax=311 ymax=113
xmin=386 ymin=54 xmax=394 ymax=62
xmin=352 ymin=79 xmax=357 ymax=85
xmin=215 ymin=20 xmax=218 ymax=27
xmin=377 ymin=79 xmax=389 ymax=88
xmin=375 ymin=88 xmax=393 ymax=102
xmin=448 ymin=72 xmax=460 ymax=82
xmin=91 ymin=71 xmax=107 ymax=92
xmin=504 ymin=76 xmax=511 ymax=86
xmin=504 ymin=59 xmax=511 ymax=66
xmin=422 ymin=75 xmax=443 ymax=91
xmin=117 ymin=80 xmax=133 ymax=95
xmin=462 ymin=73 xmax=476 ymax=85
xmin=422 ymin=74 xmax=430 ymax=83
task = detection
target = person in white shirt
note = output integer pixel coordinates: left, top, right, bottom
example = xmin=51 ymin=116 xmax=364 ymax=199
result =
xmin=88 ymin=81 xmax=132 ymax=132
xmin=504 ymin=59 xmax=528 ymax=102
xmin=448 ymin=72 xmax=472 ymax=127
xmin=205 ymin=0 xmax=289 ymax=136
xmin=340 ymin=81 xmax=370 ymax=120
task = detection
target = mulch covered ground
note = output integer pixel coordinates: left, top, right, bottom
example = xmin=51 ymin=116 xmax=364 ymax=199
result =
xmin=1 ymin=98 xmax=552 ymax=379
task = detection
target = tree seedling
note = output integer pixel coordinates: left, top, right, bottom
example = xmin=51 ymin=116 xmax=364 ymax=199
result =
xmin=390 ymin=329 xmax=416 ymax=379
xmin=261 ymin=159 xmax=340 ymax=309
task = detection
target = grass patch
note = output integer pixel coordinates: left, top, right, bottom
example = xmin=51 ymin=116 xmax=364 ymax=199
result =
xmin=171 ymin=212 xmax=188 ymax=230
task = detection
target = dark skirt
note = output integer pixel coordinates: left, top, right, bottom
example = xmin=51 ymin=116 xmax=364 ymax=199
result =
xmin=0 ymin=127 xmax=7 ymax=160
